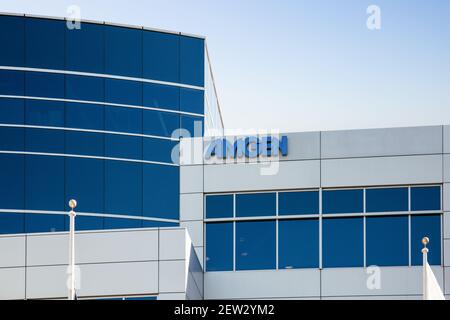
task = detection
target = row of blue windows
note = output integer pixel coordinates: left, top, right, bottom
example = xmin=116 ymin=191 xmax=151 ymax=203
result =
xmin=0 ymin=70 xmax=205 ymax=115
xmin=0 ymin=154 xmax=180 ymax=221
xmin=0 ymin=212 xmax=178 ymax=234
xmin=0 ymin=15 xmax=204 ymax=86
xmin=0 ymin=98 xmax=204 ymax=138
xmin=205 ymin=215 xmax=441 ymax=271
xmin=0 ymin=126 xmax=180 ymax=163
xmin=205 ymin=186 xmax=441 ymax=218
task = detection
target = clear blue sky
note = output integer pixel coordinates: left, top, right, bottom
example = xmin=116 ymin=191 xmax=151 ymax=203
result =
xmin=2 ymin=0 xmax=449 ymax=132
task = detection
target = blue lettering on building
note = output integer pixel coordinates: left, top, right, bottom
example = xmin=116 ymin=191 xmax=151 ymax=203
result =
xmin=205 ymin=136 xmax=288 ymax=159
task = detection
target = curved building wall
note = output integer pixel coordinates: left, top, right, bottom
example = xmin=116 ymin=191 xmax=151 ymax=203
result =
xmin=0 ymin=14 xmax=210 ymax=233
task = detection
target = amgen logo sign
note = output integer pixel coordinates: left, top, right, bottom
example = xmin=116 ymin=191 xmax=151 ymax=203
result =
xmin=205 ymin=136 xmax=288 ymax=159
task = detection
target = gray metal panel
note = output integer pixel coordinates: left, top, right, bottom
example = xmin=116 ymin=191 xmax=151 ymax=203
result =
xmin=444 ymin=239 xmax=450 ymax=267
xmin=444 ymin=183 xmax=450 ymax=212
xmin=445 ymin=155 xmax=450 ymax=183
xmin=444 ymin=212 xmax=450 ymax=240
xmin=204 ymin=160 xmax=320 ymax=193
xmin=26 ymin=233 xmax=68 ymax=266
xmin=204 ymin=269 xmax=320 ymax=299
xmin=157 ymin=293 xmax=186 ymax=300
xmin=159 ymin=229 xmax=187 ymax=261
xmin=0 ymin=267 xmax=25 ymax=300
xmin=321 ymin=155 xmax=443 ymax=187
xmin=180 ymin=221 xmax=203 ymax=248
xmin=446 ymin=267 xmax=450 ymax=295
xmin=0 ymin=236 xmax=25 ymax=268
xmin=180 ymin=165 xmax=204 ymax=194
xmin=444 ymin=125 xmax=450 ymax=154
xmin=321 ymin=266 xmax=443 ymax=297
xmin=282 ymin=131 xmax=320 ymax=161
xmin=26 ymin=265 xmax=67 ymax=299
xmin=321 ymin=126 xmax=443 ymax=159
xmin=180 ymin=193 xmax=204 ymax=221
xmin=159 ymin=260 xmax=187 ymax=293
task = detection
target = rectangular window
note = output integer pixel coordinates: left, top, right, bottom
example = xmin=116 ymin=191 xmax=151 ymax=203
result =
xmin=0 ymin=127 xmax=24 ymax=151
xmin=278 ymin=191 xmax=319 ymax=215
xmin=25 ymin=100 xmax=65 ymax=127
xmin=143 ymin=109 xmax=179 ymax=138
xmin=143 ymin=31 xmax=179 ymax=83
xmin=236 ymin=193 xmax=276 ymax=217
xmin=105 ymin=79 xmax=142 ymax=106
xmin=411 ymin=186 xmax=441 ymax=211
xmin=236 ymin=220 xmax=276 ymax=270
xmin=142 ymin=164 xmax=179 ymax=221
xmin=25 ymin=128 xmax=64 ymax=153
xmin=180 ymin=36 xmax=204 ymax=87
xmin=322 ymin=189 xmax=363 ymax=214
xmin=65 ymin=102 xmax=104 ymax=131
xmin=65 ymin=157 xmax=104 ymax=214
xmin=322 ymin=217 xmax=364 ymax=267
xmin=411 ymin=215 xmax=441 ymax=265
xmin=25 ymin=72 xmax=64 ymax=99
xmin=366 ymin=187 xmax=408 ymax=212
xmin=0 ymin=98 xmax=24 ymax=125
xmin=0 ymin=213 xmax=25 ymax=234
xmin=0 ymin=15 xmax=25 ymax=66
xmin=180 ymin=88 xmax=204 ymax=115
xmin=25 ymin=18 xmax=65 ymax=69
xmin=0 ymin=70 xmax=24 ymax=95
xmin=65 ymin=75 xmax=104 ymax=102
xmin=206 ymin=222 xmax=233 ymax=271
xmin=65 ymin=131 xmax=104 ymax=157
xmin=366 ymin=216 xmax=409 ymax=266
xmin=25 ymin=155 xmax=65 ymax=211
xmin=205 ymin=195 xmax=233 ymax=219
xmin=103 ymin=217 xmax=142 ymax=230
xmin=105 ymin=160 xmax=142 ymax=216
xmin=105 ymin=106 xmax=142 ymax=134
xmin=142 ymin=138 xmax=177 ymax=164
xmin=105 ymin=134 xmax=142 ymax=160
xmin=66 ymin=22 xmax=104 ymax=73
xmin=25 ymin=213 xmax=66 ymax=233
xmin=143 ymin=82 xmax=179 ymax=111
xmin=104 ymin=25 xmax=142 ymax=78
xmin=0 ymin=154 xmax=25 ymax=209
xmin=279 ymin=219 xmax=319 ymax=269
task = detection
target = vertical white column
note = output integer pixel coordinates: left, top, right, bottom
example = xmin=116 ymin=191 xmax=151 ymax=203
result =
xmin=68 ymin=199 xmax=77 ymax=300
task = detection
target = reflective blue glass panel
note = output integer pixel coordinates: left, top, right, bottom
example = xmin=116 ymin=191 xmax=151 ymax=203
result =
xmin=143 ymin=109 xmax=179 ymax=138
xmin=142 ymin=164 xmax=179 ymax=220
xmin=279 ymin=191 xmax=319 ymax=215
xmin=181 ymin=115 xmax=203 ymax=137
xmin=105 ymin=106 xmax=142 ymax=134
xmin=0 ymin=70 xmax=24 ymax=95
xmin=104 ymin=26 xmax=142 ymax=78
xmin=105 ymin=134 xmax=142 ymax=160
xmin=143 ymin=83 xmax=179 ymax=111
xmin=65 ymin=103 xmax=104 ymax=130
xmin=65 ymin=215 xmax=104 ymax=231
xmin=25 ymin=100 xmax=64 ymax=127
xmin=411 ymin=186 xmax=441 ymax=211
xmin=205 ymin=195 xmax=233 ymax=219
xmin=65 ymin=158 xmax=104 ymax=214
xmin=66 ymin=22 xmax=104 ymax=73
xmin=180 ymin=88 xmax=204 ymax=115
xmin=279 ymin=219 xmax=319 ymax=269
xmin=65 ymin=131 xmax=104 ymax=157
xmin=0 ymin=127 xmax=24 ymax=151
xmin=0 ymin=15 xmax=25 ymax=66
xmin=103 ymin=217 xmax=142 ymax=230
xmin=105 ymin=79 xmax=142 ymax=106
xmin=322 ymin=189 xmax=363 ymax=214
xmin=105 ymin=160 xmax=142 ymax=216
xmin=236 ymin=221 xmax=276 ymax=270
xmin=142 ymin=221 xmax=179 ymax=228
xmin=65 ymin=75 xmax=104 ymax=102
xmin=25 ymin=18 xmax=65 ymax=69
xmin=25 ymin=155 xmax=64 ymax=211
xmin=366 ymin=216 xmax=409 ymax=266
xmin=206 ymin=222 xmax=233 ymax=271
xmin=236 ymin=193 xmax=276 ymax=217
xmin=366 ymin=187 xmax=408 ymax=213
xmin=180 ymin=36 xmax=204 ymax=87
xmin=25 ymin=213 xmax=66 ymax=233
xmin=0 ymin=213 xmax=25 ymax=234
xmin=323 ymin=217 xmax=364 ymax=267
xmin=25 ymin=128 xmax=64 ymax=153
xmin=143 ymin=31 xmax=179 ymax=83
xmin=25 ymin=72 xmax=64 ymax=99
xmin=411 ymin=215 xmax=441 ymax=265
xmin=0 ymin=154 xmax=24 ymax=209
xmin=0 ymin=98 xmax=24 ymax=124
xmin=142 ymin=138 xmax=177 ymax=164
